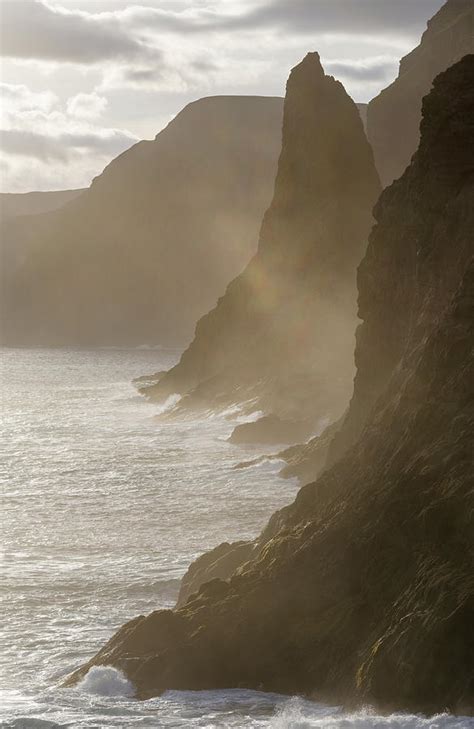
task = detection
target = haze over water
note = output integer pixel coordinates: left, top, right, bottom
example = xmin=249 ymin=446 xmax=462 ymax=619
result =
xmin=1 ymin=348 xmax=471 ymax=728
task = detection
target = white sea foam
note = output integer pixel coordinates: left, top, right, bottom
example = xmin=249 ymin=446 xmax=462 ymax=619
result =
xmin=219 ymin=403 xmax=245 ymax=418
xmin=1 ymin=720 xmax=67 ymax=728
xmin=271 ymin=698 xmax=474 ymax=729
xmin=76 ymin=666 xmax=134 ymax=697
xmin=235 ymin=409 xmax=265 ymax=424
xmin=154 ymin=392 xmax=182 ymax=415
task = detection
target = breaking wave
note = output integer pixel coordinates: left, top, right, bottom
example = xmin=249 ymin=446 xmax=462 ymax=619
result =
xmin=271 ymin=698 xmax=473 ymax=728
xmin=76 ymin=666 xmax=134 ymax=697
xmin=154 ymin=392 xmax=182 ymax=415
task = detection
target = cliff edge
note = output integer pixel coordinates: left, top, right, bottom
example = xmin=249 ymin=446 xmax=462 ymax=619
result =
xmin=367 ymin=0 xmax=473 ymax=187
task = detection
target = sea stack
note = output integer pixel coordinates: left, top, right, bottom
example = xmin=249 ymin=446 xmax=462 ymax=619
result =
xmin=367 ymin=0 xmax=473 ymax=187
xmin=66 ymin=55 xmax=474 ymax=714
xmin=147 ymin=53 xmax=381 ymax=440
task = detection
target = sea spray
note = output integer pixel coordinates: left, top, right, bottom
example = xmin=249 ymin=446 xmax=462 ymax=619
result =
xmin=154 ymin=392 xmax=182 ymax=416
xmin=76 ymin=666 xmax=134 ymax=698
xmin=271 ymin=698 xmax=474 ymax=729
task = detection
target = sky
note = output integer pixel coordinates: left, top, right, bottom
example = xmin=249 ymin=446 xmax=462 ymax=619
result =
xmin=0 ymin=0 xmax=445 ymax=193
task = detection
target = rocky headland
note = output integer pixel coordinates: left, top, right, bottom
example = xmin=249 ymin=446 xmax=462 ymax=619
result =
xmin=66 ymin=54 xmax=474 ymax=715
xmin=0 ymin=96 xmax=282 ymax=347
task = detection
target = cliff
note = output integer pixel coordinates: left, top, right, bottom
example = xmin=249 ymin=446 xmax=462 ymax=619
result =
xmin=146 ymin=54 xmax=380 ymax=438
xmin=262 ymin=0 xmax=474 ymax=473
xmin=66 ymin=56 xmax=474 ymax=714
xmin=0 ymin=96 xmax=282 ymax=346
xmin=367 ymin=0 xmax=473 ymax=188
xmin=176 ymin=540 xmax=256 ymax=609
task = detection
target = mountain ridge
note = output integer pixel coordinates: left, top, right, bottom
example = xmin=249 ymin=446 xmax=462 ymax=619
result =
xmin=0 ymin=95 xmax=283 ymax=347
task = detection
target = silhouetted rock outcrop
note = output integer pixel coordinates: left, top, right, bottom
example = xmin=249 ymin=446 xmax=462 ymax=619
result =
xmin=276 ymin=417 xmax=342 ymax=482
xmin=228 ymin=414 xmax=313 ymax=445
xmin=147 ymin=54 xmax=380 ymax=437
xmin=367 ymin=0 xmax=473 ymax=187
xmin=0 ymin=96 xmax=282 ymax=346
xmin=176 ymin=540 xmax=256 ymax=609
xmin=66 ymin=56 xmax=474 ymax=714
xmin=0 ymin=189 xmax=83 ymax=219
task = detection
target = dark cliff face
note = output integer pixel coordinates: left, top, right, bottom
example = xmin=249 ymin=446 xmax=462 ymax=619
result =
xmin=176 ymin=540 xmax=256 ymax=609
xmin=0 ymin=96 xmax=282 ymax=346
xmin=149 ymin=53 xmax=380 ymax=429
xmin=67 ymin=56 xmax=474 ymax=714
xmin=367 ymin=0 xmax=473 ymax=188
xmin=328 ymin=48 xmax=474 ymax=465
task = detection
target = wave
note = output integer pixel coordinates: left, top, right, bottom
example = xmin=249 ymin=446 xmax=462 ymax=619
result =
xmin=1 ymin=722 xmax=67 ymax=729
xmin=154 ymin=393 xmax=182 ymax=415
xmin=76 ymin=666 xmax=134 ymax=698
xmin=272 ymin=698 xmax=474 ymax=729
xmin=234 ymin=409 xmax=265 ymax=424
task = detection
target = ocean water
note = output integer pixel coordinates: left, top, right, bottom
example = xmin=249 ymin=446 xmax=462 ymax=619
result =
xmin=1 ymin=348 xmax=471 ymax=729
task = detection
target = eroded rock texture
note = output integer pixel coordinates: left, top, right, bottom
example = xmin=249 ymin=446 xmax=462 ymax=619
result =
xmin=67 ymin=55 xmax=474 ymax=714
xmin=176 ymin=540 xmax=256 ymax=609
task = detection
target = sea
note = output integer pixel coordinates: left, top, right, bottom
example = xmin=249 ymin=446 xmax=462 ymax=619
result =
xmin=1 ymin=347 xmax=472 ymax=728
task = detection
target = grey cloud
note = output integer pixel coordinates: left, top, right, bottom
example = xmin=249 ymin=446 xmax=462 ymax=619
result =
xmin=0 ymin=130 xmax=69 ymax=162
xmin=124 ymin=68 xmax=165 ymax=83
xmin=190 ymin=58 xmax=220 ymax=74
xmin=117 ymin=5 xmax=222 ymax=34
xmin=1 ymin=0 xmax=444 ymax=61
xmin=0 ymin=0 xmax=161 ymax=64
xmin=60 ymin=130 xmax=137 ymax=154
xmin=215 ymin=0 xmax=445 ymax=36
xmin=325 ymin=59 xmax=397 ymax=83
xmin=0 ymin=128 xmax=137 ymax=162
xmin=122 ymin=0 xmax=445 ymax=38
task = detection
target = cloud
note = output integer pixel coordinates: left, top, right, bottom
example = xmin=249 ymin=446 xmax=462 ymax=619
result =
xmin=0 ymin=0 xmax=446 ymax=191
xmin=0 ymin=126 xmax=136 ymax=162
xmin=0 ymin=1 xmax=219 ymax=93
xmin=211 ymin=0 xmax=445 ymax=37
xmin=0 ymin=0 xmax=444 ymax=70
xmin=0 ymin=0 xmax=161 ymax=64
xmin=325 ymin=57 xmax=398 ymax=83
xmin=66 ymin=92 xmax=108 ymax=119
xmin=0 ymin=83 xmax=58 ymax=114
xmin=0 ymin=80 xmax=138 ymax=190
xmin=59 ymin=0 xmax=443 ymax=39
xmin=0 ymin=129 xmax=69 ymax=161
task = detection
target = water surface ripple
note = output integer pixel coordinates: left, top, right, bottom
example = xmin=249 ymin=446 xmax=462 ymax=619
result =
xmin=1 ymin=348 xmax=470 ymax=728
